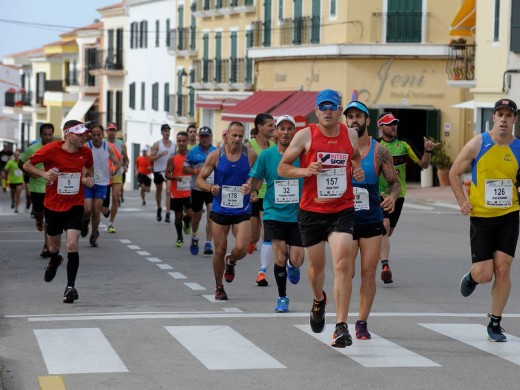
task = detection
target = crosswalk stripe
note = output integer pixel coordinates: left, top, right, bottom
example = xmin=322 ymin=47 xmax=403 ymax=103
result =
xmin=164 ymin=325 xmax=286 ymax=370
xmin=420 ymin=323 xmax=520 ymax=365
xmin=295 ymin=325 xmax=440 ymax=368
xmin=34 ymin=328 xmax=128 ymax=374
xmin=184 ymin=282 xmax=205 ymax=290
xmin=168 ymin=272 xmax=187 ymax=279
xmin=156 ymin=264 xmax=173 ymax=270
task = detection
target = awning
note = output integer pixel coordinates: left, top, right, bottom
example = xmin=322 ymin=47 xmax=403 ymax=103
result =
xmin=450 ymin=0 xmax=475 ymax=36
xmin=221 ymin=91 xmax=296 ymax=122
xmin=270 ymin=91 xmax=318 ymax=122
xmin=451 ymin=100 xmax=475 ymax=109
xmin=62 ymin=95 xmax=97 ymax=125
xmin=196 ymin=98 xmax=224 ymax=109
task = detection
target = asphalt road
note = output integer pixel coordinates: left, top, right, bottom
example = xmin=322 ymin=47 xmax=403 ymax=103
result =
xmin=1 ymin=188 xmax=520 ymax=389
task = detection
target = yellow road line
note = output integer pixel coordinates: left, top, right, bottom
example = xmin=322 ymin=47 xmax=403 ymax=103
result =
xmin=38 ymin=375 xmax=66 ymax=390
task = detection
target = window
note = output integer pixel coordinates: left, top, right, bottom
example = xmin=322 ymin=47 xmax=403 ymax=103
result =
xmin=493 ymin=0 xmax=500 ymax=42
xmin=215 ymin=32 xmax=222 ymax=83
xmin=164 ymin=83 xmax=170 ymax=112
xmin=386 ymin=0 xmax=422 ymax=43
xmin=278 ymin=0 xmax=284 ymax=20
xmin=129 ymin=82 xmax=136 ymax=109
xmin=330 ymin=0 xmax=337 ymax=19
xmin=130 ymin=22 xmax=139 ymax=49
xmin=36 ymin=72 xmax=46 ymax=105
xmin=311 ymin=0 xmax=321 ymax=44
xmin=511 ymin=0 xmax=520 ymax=52
xmin=166 ymin=19 xmax=171 ymax=47
xmin=106 ymin=90 xmax=113 ymax=123
xmin=155 ymin=20 xmax=160 ymax=47
xmin=152 ymin=82 xmax=159 ymax=111
xmin=140 ymin=21 xmax=148 ymax=48
xmin=115 ymin=91 xmax=123 ymax=127
xmin=230 ymin=31 xmax=238 ymax=82
xmin=141 ymin=82 xmax=145 ymax=110
xmin=263 ymin=0 xmax=272 ymax=47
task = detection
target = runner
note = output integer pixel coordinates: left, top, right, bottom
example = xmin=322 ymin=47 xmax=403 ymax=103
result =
xmin=135 ymin=149 xmax=152 ymax=206
xmin=3 ymin=150 xmax=24 ymax=213
xmin=450 ymin=98 xmax=520 ymax=342
xmin=165 ymin=131 xmax=193 ymax=247
xmin=150 ymin=124 xmax=176 ymax=223
xmin=183 ymin=126 xmax=216 ymax=256
xmin=0 ymin=144 xmax=13 ymax=192
xmin=344 ymin=101 xmax=400 ymax=339
xmin=187 ymin=124 xmax=198 ymax=150
xmin=82 ymin=124 xmax=121 ymax=247
xmin=249 ymin=115 xmax=304 ymax=312
xmin=22 ymin=120 xmax=94 ymax=303
xmin=19 ymin=123 xmax=55 ymax=257
xmin=278 ymin=89 xmax=364 ymax=347
xmin=196 ymin=121 xmax=256 ymax=300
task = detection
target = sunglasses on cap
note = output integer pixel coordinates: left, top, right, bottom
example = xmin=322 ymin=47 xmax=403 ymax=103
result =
xmin=318 ymin=104 xmax=339 ymax=112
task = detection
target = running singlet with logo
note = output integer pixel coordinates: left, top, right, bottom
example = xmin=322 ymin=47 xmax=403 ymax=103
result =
xmin=353 ymin=138 xmax=383 ymax=225
xmin=300 ymin=123 xmax=354 ymax=213
xmin=212 ymin=146 xmax=252 ymax=216
xmin=378 ymin=137 xmax=421 ymax=198
xmin=469 ymin=131 xmax=520 ymax=218
xmin=170 ymin=153 xmax=191 ymax=198
xmin=29 ymin=141 xmax=93 ymax=212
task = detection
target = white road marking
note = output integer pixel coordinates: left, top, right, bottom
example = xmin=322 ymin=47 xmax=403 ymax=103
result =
xmin=136 ymin=251 xmax=151 ymax=256
xmin=164 ymin=325 xmax=285 ymax=370
xmin=168 ymin=272 xmax=187 ymax=279
xmin=34 ymin=328 xmax=128 ymax=374
xmin=127 ymin=245 xmax=141 ymax=250
xmin=156 ymin=264 xmax=173 ymax=270
xmin=421 ymin=323 xmax=520 ymax=365
xmin=119 ymin=239 xmax=131 ymax=244
xmin=146 ymin=257 xmax=162 ymax=263
xmin=184 ymin=282 xmax=205 ymax=290
xmin=202 ymin=295 xmax=226 ymax=302
xmin=295 ymin=325 xmax=440 ymax=368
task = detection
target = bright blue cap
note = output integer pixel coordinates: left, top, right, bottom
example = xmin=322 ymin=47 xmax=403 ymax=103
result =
xmin=343 ymin=101 xmax=369 ymax=116
xmin=316 ymin=89 xmax=341 ymax=107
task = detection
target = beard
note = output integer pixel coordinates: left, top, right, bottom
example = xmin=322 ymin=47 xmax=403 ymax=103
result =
xmin=356 ymin=123 xmax=367 ymax=137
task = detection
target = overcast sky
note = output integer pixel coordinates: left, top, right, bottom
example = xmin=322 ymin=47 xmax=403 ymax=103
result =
xmin=0 ymin=0 xmax=117 ymax=59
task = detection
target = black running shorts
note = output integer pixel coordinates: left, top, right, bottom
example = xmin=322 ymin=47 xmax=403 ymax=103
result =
xmin=298 ymin=208 xmax=355 ymax=248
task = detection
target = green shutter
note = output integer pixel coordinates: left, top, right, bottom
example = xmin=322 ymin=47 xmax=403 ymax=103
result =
xmin=264 ymin=0 xmax=272 ymax=47
xmin=311 ymin=0 xmax=321 ymax=43
xmin=178 ymin=5 xmax=184 ymax=28
xmin=387 ymin=0 xmax=422 ymax=43
xmin=511 ymin=0 xmax=520 ymax=52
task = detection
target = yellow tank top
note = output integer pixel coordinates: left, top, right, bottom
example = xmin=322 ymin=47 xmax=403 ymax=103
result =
xmin=469 ymin=132 xmax=520 ymax=217
xmin=249 ymin=138 xmax=275 ymax=199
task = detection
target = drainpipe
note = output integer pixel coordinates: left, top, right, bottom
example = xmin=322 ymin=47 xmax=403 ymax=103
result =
xmin=502 ymin=69 xmax=520 ymax=93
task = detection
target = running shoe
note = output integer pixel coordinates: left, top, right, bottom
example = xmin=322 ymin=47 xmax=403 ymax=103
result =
xmin=165 ymin=213 xmax=171 ymax=223
xmin=190 ymin=237 xmax=199 ymax=255
xmin=39 ymin=245 xmax=51 ymax=258
xmin=381 ymin=264 xmax=393 ymax=284
xmin=107 ymin=224 xmax=117 ymax=233
xmin=355 ymin=320 xmax=371 ymax=340
xmin=142 ymin=200 xmax=146 ymax=206
xmin=176 ymin=239 xmax=183 ymax=248
xmin=36 ymin=220 xmax=44 ymax=232
xmin=256 ymin=271 xmax=268 ymax=287
xmin=309 ymin=291 xmax=327 ymax=333
xmin=332 ymin=322 xmax=352 ymax=348
xmin=287 ymin=263 xmax=300 ymax=285
xmin=80 ymin=221 xmax=89 ymax=238
xmin=275 ymin=296 xmax=290 ymax=313
xmin=460 ymin=271 xmax=477 ymax=297
xmin=247 ymin=242 xmax=255 ymax=254
xmin=89 ymin=234 xmax=98 ymax=247
xmin=203 ymin=242 xmax=213 ymax=255
xmin=44 ymin=254 xmax=63 ymax=282
xmin=63 ymin=286 xmax=79 ymax=303
xmin=156 ymin=207 xmax=162 ymax=222
xmin=214 ymin=286 xmax=228 ymax=301
xmin=224 ymin=254 xmax=236 ymax=283
xmin=487 ymin=315 xmax=507 ymax=342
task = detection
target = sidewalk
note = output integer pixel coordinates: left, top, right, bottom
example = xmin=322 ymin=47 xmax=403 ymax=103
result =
xmin=406 ymin=183 xmax=457 ymax=204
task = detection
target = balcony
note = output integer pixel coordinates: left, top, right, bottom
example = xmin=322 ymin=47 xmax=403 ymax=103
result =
xmin=279 ymin=17 xmax=312 ymax=46
xmin=88 ymin=49 xmax=126 ymax=77
xmin=169 ymin=93 xmax=194 ymax=122
xmin=191 ymin=0 xmax=255 ymax=17
xmin=3 ymin=90 xmax=33 ymax=115
xmin=446 ymin=43 xmax=475 ymax=86
xmin=190 ymin=58 xmax=253 ymax=90
xmin=167 ymin=28 xmax=197 ymax=57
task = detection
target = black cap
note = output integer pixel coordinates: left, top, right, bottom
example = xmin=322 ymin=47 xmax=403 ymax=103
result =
xmin=198 ymin=126 xmax=212 ymax=136
xmin=161 ymin=124 xmax=171 ymax=131
xmin=493 ymin=99 xmax=517 ymax=114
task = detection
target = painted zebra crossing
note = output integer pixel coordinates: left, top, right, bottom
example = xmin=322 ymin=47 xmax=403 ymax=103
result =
xmin=33 ymin=323 xmax=519 ymax=374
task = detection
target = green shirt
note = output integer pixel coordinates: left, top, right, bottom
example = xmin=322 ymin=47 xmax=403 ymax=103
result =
xmin=4 ymin=159 xmax=24 ymax=185
xmin=249 ymin=138 xmax=275 ymax=199
xmin=20 ymin=142 xmax=46 ymax=193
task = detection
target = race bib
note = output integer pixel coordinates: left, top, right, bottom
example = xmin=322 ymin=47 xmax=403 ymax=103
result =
xmin=177 ymin=176 xmax=191 ymax=191
xmin=57 ymin=173 xmax=81 ymax=195
xmin=274 ymin=180 xmax=299 ymax=204
xmin=353 ymin=187 xmax=370 ymax=210
xmin=485 ymin=179 xmax=513 ymax=207
xmin=15 ymin=168 xmax=23 ymax=177
xmin=317 ymin=167 xmax=347 ymax=198
xmin=221 ymin=185 xmax=243 ymax=208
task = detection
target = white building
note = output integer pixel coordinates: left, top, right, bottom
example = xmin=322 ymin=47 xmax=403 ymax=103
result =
xmin=0 ymin=63 xmax=23 ymax=147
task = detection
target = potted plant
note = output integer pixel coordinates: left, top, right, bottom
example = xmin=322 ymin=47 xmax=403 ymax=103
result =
xmin=430 ymin=140 xmax=453 ymax=187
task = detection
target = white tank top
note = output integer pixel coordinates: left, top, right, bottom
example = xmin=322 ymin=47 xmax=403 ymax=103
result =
xmin=88 ymin=141 xmax=110 ymax=186
xmin=154 ymin=139 xmax=176 ymax=172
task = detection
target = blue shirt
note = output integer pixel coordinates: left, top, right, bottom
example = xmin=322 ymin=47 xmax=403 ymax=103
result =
xmin=249 ymin=145 xmax=302 ymax=222
xmin=184 ymin=144 xmax=216 ymax=191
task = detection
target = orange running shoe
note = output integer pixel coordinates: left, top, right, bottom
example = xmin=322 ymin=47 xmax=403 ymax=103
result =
xmin=247 ymin=242 xmax=255 ymax=254
xmin=256 ymin=271 xmax=268 ymax=287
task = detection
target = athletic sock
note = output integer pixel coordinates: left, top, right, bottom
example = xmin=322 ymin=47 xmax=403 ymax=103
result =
xmin=66 ymin=252 xmax=79 ymax=287
xmin=260 ymin=241 xmax=272 ymax=270
xmin=174 ymin=222 xmax=183 ymax=239
xmin=274 ymin=263 xmax=287 ymax=297
xmin=381 ymin=259 xmax=389 ymax=268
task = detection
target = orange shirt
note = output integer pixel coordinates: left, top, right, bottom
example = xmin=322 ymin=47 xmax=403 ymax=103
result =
xmin=170 ymin=153 xmax=191 ymax=198
xmin=136 ymin=155 xmax=152 ymax=175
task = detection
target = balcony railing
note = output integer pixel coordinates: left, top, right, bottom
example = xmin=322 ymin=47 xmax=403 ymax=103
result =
xmin=202 ymin=58 xmax=215 ymax=83
xmin=65 ymin=70 xmax=79 ymax=87
xmin=170 ymin=93 xmax=193 ymax=119
xmin=89 ymin=49 xmax=124 ymax=70
xmin=446 ymin=44 xmax=475 ymax=81
xmin=192 ymin=0 xmax=254 ymax=16
xmin=45 ymin=80 xmax=65 ymax=92
xmin=169 ymin=28 xmax=196 ymax=53
xmin=4 ymin=91 xmax=32 ymax=107
xmin=191 ymin=58 xmax=253 ymax=87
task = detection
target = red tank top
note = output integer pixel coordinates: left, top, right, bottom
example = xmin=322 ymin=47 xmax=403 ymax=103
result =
xmin=300 ymin=123 xmax=354 ymax=213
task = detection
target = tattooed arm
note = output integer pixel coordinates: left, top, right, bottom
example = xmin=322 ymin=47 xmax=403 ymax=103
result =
xmin=376 ymin=143 xmax=400 ymax=213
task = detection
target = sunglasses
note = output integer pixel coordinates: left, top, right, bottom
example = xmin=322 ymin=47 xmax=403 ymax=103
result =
xmin=318 ymin=104 xmax=339 ymax=112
